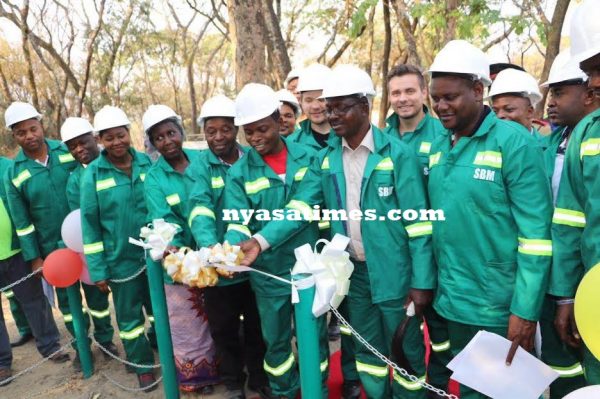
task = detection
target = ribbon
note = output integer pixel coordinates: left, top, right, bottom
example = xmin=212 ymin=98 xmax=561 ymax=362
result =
xmin=129 ymin=219 xmax=179 ymax=261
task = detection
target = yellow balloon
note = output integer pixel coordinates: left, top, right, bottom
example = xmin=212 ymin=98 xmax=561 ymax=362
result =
xmin=575 ymin=264 xmax=600 ymax=361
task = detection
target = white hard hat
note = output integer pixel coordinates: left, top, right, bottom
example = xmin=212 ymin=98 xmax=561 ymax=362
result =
xmin=570 ymin=0 xmax=600 ymax=64
xmin=60 ymin=117 xmax=94 ymax=142
xmin=197 ymin=94 xmax=236 ymax=127
xmin=296 ymin=64 xmax=333 ymax=92
xmin=428 ymin=40 xmax=492 ymax=86
xmin=488 ymin=68 xmax=542 ymax=106
xmin=93 ymin=105 xmax=130 ymax=133
xmin=234 ymin=83 xmax=280 ymax=126
xmin=276 ymin=89 xmax=300 ymax=116
xmin=541 ymin=49 xmax=587 ymax=88
xmin=4 ymin=101 xmax=42 ymax=129
xmin=320 ymin=64 xmax=376 ymax=99
xmin=285 ymin=68 xmax=300 ymax=85
xmin=142 ymin=104 xmax=181 ymax=135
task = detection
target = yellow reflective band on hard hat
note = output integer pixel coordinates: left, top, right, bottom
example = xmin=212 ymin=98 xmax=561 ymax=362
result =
xmin=392 ymin=370 xmax=425 ymax=390
xmin=84 ymin=242 xmax=104 ymax=255
xmin=518 ymin=238 xmax=552 ymax=256
xmin=119 ymin=325 xmax=146 ymax=340
xmin=580 ymin=138 xmax=600 ymax=159
xmin=419 ymin=142 xmax=432 ymax=154
xmin=88 ymin=308 xmax=111 ymax=319
xmin=96 ymin=178 xmax=117 ymax=192
xmin=320 ymin=359 xmax=329 ymax=372
xmin=211 ymin=176 xmax=225 ymax=189
xmin=473 ymin=151 xmax=502 ymax=169
xmin=356 ymin=361 xmax=388 ymax=377
xmin=321 ymin=157 xmax=330 ymax=170
xmin=188 ymin=206 xmax=216 ymax=226
xmin=245 ymin=177 xmax=270 ymax=195
xmin=286 ymin=200 xmax=314 ymax=220
xmin=405 ymin=222 xmax=433 ymax=238
xmin=553 ymin=208 xmax=586 ymax=228
xmin=263 ymin=352 xmax=295 ymax=376
xmin=375 ymin=157 xmax=394 ymax=171
xmin=16 ymin=224 xmax=35 ymax=237
xmin=340 ymin=325 xmax=352 ymax=336
xmin=294 ymin=167 xmax=308 ymax=181
xmin=429 ymin=152 xmax=441 ymax=168
xmin=166 ymin=193 xmax=181 ymax=206
xmin=11 ymin=169 xmax=31 ymax=188
xmin=431 ymin=340 xmax=451 ymax=352
xmin=318 ymin=221 xmax=330 ymax=230
xmin=227 ymin=224 xmax=251 ymax=237
xmin=58 ymin=153 xmax=75 ymax=164
xmin=551 ymin=363 xmax=584 ymax=377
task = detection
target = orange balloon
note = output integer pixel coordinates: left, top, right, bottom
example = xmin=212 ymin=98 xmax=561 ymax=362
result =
xmin=43 ymin=249 xmax=83 ymax=288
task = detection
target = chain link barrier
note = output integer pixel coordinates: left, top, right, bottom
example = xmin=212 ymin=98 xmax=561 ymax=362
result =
xmin=0 ymin=267 xmax=42 ymax=293
xmin=109 ymin=265 xmax=147 ymax=284
xmin=331 ymin=307 xmax=459 ymax=399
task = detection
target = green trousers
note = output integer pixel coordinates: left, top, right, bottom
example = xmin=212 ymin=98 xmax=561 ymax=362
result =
xmin=338 ymin=298 xmax=359 ymax=382
xmin=424 ymin=305 xmax=452 ymax=390
xmin=254 ymin=292 xmax=329 ymax=398
xmin=540 ymin=296 xmax=586 ymax=398
xmin=5 ymin=290 xmax=31 ymax=336
xmin=583 ymin=346 xmax=600 ymax=384
xmin=347 ymin=260 xmax=426 ymax=399
xmin=109 ymin=273 xmax=155 ymax=375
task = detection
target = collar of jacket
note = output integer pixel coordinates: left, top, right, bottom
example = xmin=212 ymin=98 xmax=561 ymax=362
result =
xmin=298 ymin=118 xmax=336 ymax=144
xmin=247 ymin=136 xmax=305 ymax=166
xmin=205 ymin=144 xmax=248 ymax=166
xmin=155 ymin=148 xmax=201 ymax=173
xmin=438 ymin=106 xmax=496 ymax=139
xmin=97 ymin=147 xmax=150 ymax=170
xmin=385 ymin=105 xmax=431 ymax=131
xmin=327 ymin=124 xmax=390 ymax=155
xmin=14 ymin=138 xmax=64 ymax=163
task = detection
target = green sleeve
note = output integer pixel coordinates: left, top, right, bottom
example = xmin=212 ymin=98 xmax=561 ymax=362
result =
xmin=187 ymin=163 xmax=219 ymax=248
xmin=66 ymin=171 xmax=80 ymax=211
xmin=394 ymin=149 xmax=436 ymax=290
xmin=144 ymin=172 xmax=186 ymax=248
xmin=504 ymin=144 xmax=553 ymax=321
xmin=4 ymin=172 xmax=40 ymax=261
xmin=80 ymin=168 xmax=110 ymax=282
xmin=222 ymin=172 xmax=255 ymax=245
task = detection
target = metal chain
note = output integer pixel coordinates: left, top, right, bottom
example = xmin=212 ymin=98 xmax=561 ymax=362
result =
xmin=100 ymin=371 xmax=163 ymax=392
xmin=90 ymin=336 xmax=161 ymax=369
xmin=331 ymin=307 xmax=459 ymax=399
xmin=1 ymin=338 xmax=75 ymax=386
xmin=109 ymin=265 xmax=146 ymax=283
xmin=0 ymin=268 xmax=42 ymax=293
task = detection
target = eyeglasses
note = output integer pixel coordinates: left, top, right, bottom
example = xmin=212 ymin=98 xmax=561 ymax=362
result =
xmin=325 ymin=100 xmax=362 ymax=117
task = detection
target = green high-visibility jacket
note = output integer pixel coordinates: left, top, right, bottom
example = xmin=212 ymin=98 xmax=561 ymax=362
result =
xmin=382 ymin=107 xmax=445 ymax=176
xmin=0 ymin=157 xmax=20 ymax=257
xmin=187 ymin=146 xmax=250 ymax=286
xmin=550 ymin=108 xmax=600 ymax=297
xmin=258 ymin=125 xmax=436 ymax=303
xmin=4 ymin=139 xmax=76 ymax=261
xmin=81 ymin=149 xmax=152 ymax=282
xmin=144 ymin=149 xmax=205 ymax=284
xmin=543 ymin=127 xmax=567 ymax=184
xmin=428 ymin=111 xmax=553 ymax=326
xmin=287 ymin=119 xmax=335 ymax=151
xmin=222 ymin=137 xmax=319 ymax=296
xmin=66 ymin=164 xmax=86 ymax=211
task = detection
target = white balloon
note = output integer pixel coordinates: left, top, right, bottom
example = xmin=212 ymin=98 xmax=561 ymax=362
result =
xmin=61 ymin=209 xmax=84 ymax=253
xmin=563 ymin=385 xmax=600 ymax=399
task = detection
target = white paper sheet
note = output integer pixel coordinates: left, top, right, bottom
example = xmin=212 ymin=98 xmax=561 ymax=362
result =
xmin=447 ymin=330 xmax=558 ymax=399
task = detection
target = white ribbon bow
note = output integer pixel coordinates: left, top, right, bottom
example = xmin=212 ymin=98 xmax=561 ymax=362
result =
xmin=129 ymin=219 xmax=179 ymax=261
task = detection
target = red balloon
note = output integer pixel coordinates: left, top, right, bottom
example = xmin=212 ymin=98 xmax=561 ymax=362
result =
xmin=43 ymin=249 xmax=83 ymax=288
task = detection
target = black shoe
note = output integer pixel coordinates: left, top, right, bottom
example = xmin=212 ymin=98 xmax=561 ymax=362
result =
xmin=250 ymin=385 xmax=275 ymax=399
xmin=49 ymin=351 xmax=70 ymax=363
xmin=137 ymin=372 xmax=157 ymax=392
xmin=101 ymin=341 xmax=119 ymax=360
xmin=0 ymin=368 xmax=12 ymax=386
xmin=342 ymin=380 xmax=362 ymax=399
xmin=10 ymin=333 xmax=33 ymax=347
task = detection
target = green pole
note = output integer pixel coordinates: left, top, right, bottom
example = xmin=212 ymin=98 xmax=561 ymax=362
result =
xmin=65 ymin=283 xmax=94 ymax=378
xmin=145 ymin=258 xmax=179 ymax=399
xmin=293 ymin=273 xmax=322 ymax=399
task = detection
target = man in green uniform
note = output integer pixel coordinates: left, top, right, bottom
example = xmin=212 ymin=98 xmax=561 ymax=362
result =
xmin=60 ymin=117 xmax=118 ymax=366
xmin=4 ymin=101 xmax=78 ymax=366
xmin=383 ymin=64 xmax=451 ymax=396
xmin=551 ymin=0 xmax=600 ymax=385
xmin=188 ymin=95 xmax=272 ymax=399
xmin=240 ymin=65 xmax=434 ymax=399
xmin=426 ymin=40 xmax=553 ymax=398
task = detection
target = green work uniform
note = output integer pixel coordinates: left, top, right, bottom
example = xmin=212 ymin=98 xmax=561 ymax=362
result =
xmin=383 ymin=108 xmax=451 ymax=390
xmin=81 ymin=148 xmax=154 ymax=374
xmin=258 ymin=126 xmax=434 ymax=398
xmin=221 ymin=138 xmax=329 ymax=398
xmin=428 ymin=111 xmax=553 ymax=398
xmin=288 ymin=119 xmax=335 ymax=151
xmin=4 ymin=139 xmax=80 ymax=340
xmin=66 ymin=164 xmax=115 ymax=345
xmin=551 ymin=108 xmax=600 ymax=384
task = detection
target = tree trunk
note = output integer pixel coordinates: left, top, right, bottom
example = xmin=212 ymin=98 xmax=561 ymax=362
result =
xmin=20 ymin=1 xmax=40 ymax=111
xmin=227 ymin=0 xmax=267 ymax=89
xmin=391 ymin=0 xmax=422 ymax=67
xmin=0 ymin=63 xmax=14 ymax=103
xmin=260 ymin=0 xmax=290 ymax=88
xmin=78 ymin=0 xmax=105 ymax=116
xmin=378 ymin=0 xmax=392 ymax=128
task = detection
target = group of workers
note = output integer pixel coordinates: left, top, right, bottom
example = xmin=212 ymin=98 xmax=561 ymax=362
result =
xmin=1 ymin=1 xmax=600 ymax=398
